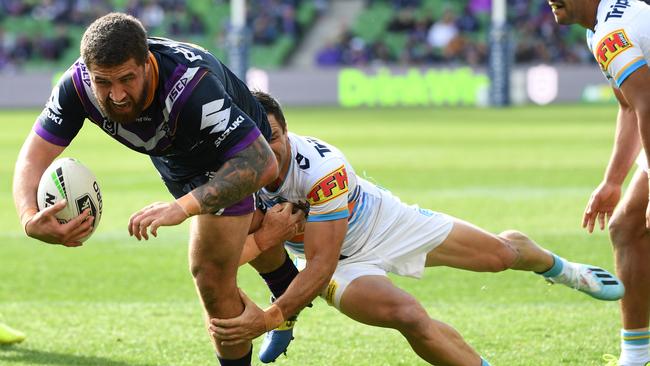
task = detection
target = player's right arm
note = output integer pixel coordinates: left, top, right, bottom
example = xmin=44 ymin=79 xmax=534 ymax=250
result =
xmin=13 ymin=132 xmax=94 ymax=246
xmin=583 ymin=88 xmax=641 ymax=232
xmin=13 ymin=69 xmax=94 ymax=246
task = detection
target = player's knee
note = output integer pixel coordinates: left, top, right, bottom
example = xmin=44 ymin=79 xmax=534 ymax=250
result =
xmin=609 ymin=211 xmax=646 ymax=248
xmin=499 ymin=229 xmax=529 ymax=243
xmin=392 ymin=298 xmax=430 ymax=334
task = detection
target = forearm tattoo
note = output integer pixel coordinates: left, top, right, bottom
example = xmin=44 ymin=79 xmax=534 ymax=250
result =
xmin=194 ymin=137 xmax=273 ymax=213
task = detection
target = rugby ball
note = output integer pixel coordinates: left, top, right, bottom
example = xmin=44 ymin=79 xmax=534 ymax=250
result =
xmin=36 ymin=158 xmax=103 ymax=242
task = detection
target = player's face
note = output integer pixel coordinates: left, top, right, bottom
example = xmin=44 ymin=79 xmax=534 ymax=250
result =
xmin=268 ymin=114 xmax=289 ymax=174
xmin=89 ymin=58 xmax=149 ymax=124
xmin=548 ymin=0 xmax=588 ymax=25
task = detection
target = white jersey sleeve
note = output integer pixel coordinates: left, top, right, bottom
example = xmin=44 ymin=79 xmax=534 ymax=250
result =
xmin=588 ymin=0 xmax=650 ymax=88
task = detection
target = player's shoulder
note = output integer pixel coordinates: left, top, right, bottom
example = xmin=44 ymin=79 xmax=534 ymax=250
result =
xmin=289 ymin=133 xmax=347 ymax=175
xmin=148 ymin=37 xmax=226 ymax=76
xmin=594 ymin=0 xmax=649 ymax=34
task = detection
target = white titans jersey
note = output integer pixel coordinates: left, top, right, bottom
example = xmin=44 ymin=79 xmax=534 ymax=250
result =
xmin=587 ymin=0 xmax=650 ymax=88
xmin=257 ymin=133 xmax=392 ymax=258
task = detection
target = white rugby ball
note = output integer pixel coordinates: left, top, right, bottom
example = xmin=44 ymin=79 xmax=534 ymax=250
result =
xmin=37 ymin=157 xmax=103 ymax=242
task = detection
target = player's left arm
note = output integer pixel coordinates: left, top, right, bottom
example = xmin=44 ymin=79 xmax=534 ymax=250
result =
xmin=617 ymin=66 xmax=650 ymax=226
xmin=210 ymin=218 xmax=347 ymax=345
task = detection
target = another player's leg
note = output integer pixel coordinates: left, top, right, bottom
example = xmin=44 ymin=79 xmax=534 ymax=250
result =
xmin=338 ymin=275 xmax=490 ymax=366
xmin=189 ymin=213 xmax=253 ymax=365
xmin=248 ymin=245 xmax=300 ymax=363
xmin=425 ymin=219 xmax=624 ymax=301
xmin=608 ymin=170 xmax=650 ymax=366
xmin=0 ymin=321 xmax=25 ymax=344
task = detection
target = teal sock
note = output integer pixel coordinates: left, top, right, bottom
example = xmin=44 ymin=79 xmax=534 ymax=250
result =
xmin=481 ymin=358 xmax=491 ymax=366
xmin=538 ymin=254 xmax=563 ymax=277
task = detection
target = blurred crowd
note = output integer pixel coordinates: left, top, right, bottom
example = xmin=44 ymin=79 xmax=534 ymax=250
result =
xmin=0 ymin=0 xmax=639 ymax=71
xmin=315 ymin=0 xmax=593 ymax=67
xmin=0 ymin=0 xmax=317 ymax=70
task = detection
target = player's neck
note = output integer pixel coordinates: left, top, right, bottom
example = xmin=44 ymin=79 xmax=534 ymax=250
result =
xmin=266 ymin=138 xmax=291 ymax=192
xmin=581 ymin=0 xmax=599 ymax=30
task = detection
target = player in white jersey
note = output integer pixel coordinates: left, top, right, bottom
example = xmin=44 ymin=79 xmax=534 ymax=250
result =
xmin=549 ymin=0 xmax=650 ymax=365
xmin=209 ymin=92 xmax=624 ymax=365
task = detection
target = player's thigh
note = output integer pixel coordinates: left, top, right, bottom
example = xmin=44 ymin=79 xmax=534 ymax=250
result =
xmin=425 ymin=218 xmax=511 ymax=270
xmin=339 ymin=275 xmax=424 ymax=328
xmin=189 ymin=213 xmax=253 ymax=273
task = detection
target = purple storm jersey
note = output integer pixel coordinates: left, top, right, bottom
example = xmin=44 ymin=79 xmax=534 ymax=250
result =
xmin=35 ymin=37 xmax=271 ymax=185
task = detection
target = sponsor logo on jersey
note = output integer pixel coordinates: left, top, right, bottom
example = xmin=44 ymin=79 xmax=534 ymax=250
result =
xmin=102 ymin=118 xmax=117 ymax=135
xmin=295 ymin=152 xmax=310 ymax=169
xmin=324 ymin=279 xmax=338 ymax=306
xmin=307 ymin=166 xmax=348 ymax=205
xmin=213 ymin=114 xmax=245 ymax=148
xmin=605 ymin=0 xmax=631 ymax=21
xmin=595 ymin=29 xmax=632 ymax=71
xmin=79 ymin=62 xmax=91 ymax=87
xmin=44 ymin=87 xmax=64 ymax=125
xmin=201 ymin=99 xmax=231 ymax=134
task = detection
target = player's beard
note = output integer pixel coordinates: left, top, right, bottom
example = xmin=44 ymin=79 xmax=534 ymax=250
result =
xmin=98 ymin=81 xmax=148 ymax=124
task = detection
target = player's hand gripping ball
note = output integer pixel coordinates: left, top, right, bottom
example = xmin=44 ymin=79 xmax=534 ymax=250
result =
xmin=37 ymin=158 xmax=103 ymax=242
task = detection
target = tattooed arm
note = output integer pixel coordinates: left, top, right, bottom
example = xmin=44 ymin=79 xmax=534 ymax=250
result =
xmin=128 ymin=135 xmax=278 ymax=240
xmin=193 ymin=135 xmax=277 ymax=213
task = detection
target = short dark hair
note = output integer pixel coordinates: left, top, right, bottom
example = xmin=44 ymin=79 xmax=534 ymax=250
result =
xmin=80 ymin=13 xmax=148 ymax=69
xmin=252 ymin=91 xmax=287 ymax=132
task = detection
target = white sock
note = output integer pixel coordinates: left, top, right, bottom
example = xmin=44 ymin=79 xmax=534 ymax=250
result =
xmin=620 ymin=329 xmax=650 ymax=366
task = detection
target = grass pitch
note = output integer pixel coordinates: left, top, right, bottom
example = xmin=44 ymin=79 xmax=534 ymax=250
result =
xmin=0 ymin=104 xmax=623 ymax=365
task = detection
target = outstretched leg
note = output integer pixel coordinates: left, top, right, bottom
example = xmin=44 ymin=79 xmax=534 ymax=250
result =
xmin=339 ymin=275 xmax=486 ymax=366
xmin=425 ymin=219 xmax=624 ymax=301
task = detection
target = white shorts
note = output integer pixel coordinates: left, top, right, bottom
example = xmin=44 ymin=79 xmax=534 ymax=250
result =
xmin=317 ymin=204 xmax=453 ymax=310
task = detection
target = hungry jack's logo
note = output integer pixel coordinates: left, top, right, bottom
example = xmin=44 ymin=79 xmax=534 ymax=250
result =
xmin=307 ymin=166 xmax=348 ymax=205
xmin=595 ymin=29 xmax=632 ymax=71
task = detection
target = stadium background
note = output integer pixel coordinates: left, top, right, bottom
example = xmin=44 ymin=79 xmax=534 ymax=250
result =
xmin=0 ymin=1 xmax=636 ymax=365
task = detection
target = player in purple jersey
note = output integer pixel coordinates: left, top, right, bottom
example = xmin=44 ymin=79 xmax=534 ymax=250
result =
xmin=12 ymin=13 xmax=278 ymax=366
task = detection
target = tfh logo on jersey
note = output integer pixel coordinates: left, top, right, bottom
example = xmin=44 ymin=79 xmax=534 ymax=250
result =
xmin=307 ymin=166 xmax=348 ymax=205
xmin=595 ymin=29 xmax=632 ymax=70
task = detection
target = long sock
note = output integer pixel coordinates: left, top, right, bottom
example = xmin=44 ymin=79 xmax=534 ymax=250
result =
xmin=620 ymin=329 xmax=650 ymax=365
xmin=259 ymin=250 xmax=299 ymax=299
xmin=217 ymin=347 xmax=252 ymax=366
xmin=481 ymin=358 xmax=491 ymax=366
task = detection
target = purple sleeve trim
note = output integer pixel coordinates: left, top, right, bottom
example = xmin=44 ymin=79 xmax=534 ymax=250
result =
xmin=222 ymin=128 xmax=261 ymax=160
xmin=34 ymin=123 xmax=70 ymax=146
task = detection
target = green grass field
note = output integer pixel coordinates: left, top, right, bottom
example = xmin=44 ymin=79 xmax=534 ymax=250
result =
xmin=0 ymin=104 xmax=625 ymax=365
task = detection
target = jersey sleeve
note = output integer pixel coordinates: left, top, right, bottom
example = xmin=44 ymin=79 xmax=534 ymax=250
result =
xmin=176 ymin=71 xmax=262 ymax=160
xmin=34 ymin=69 xmax=87 ymax=146
xmin=303 ymin=158 xmax=351 ymax=223
xmin=593 ymin=25 xmax=648 ymax=88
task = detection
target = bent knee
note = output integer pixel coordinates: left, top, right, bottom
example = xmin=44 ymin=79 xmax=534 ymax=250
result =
xmin=498 ymin=229 xmax=528 ymax=242
xmin=608 ymin=212 xmax=647 ymax=247
xmin=391 ymin=299 xmax=431 ymax=332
